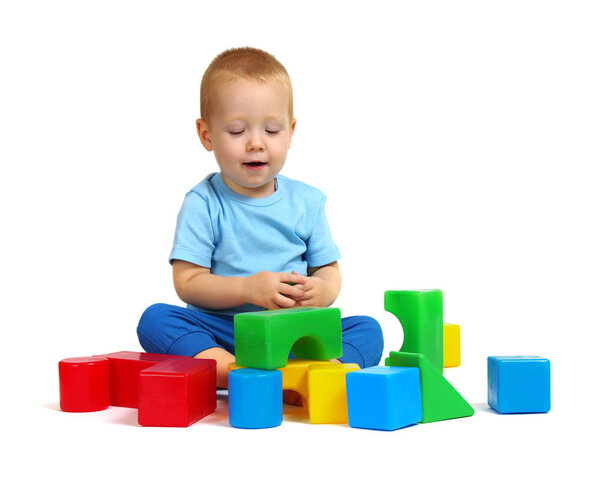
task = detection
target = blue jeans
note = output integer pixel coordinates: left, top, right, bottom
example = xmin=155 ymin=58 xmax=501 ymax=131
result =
xmin=137 ymin=303 xmax=384 ymax=368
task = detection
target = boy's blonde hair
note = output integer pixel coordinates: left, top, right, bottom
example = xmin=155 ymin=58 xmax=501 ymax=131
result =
xmin=200 ymin=47 xmax=294 ymax=125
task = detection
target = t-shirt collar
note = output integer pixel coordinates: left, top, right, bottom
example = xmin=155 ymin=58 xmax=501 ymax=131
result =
xmin=211 ymin=172 xmax=284 ymax=206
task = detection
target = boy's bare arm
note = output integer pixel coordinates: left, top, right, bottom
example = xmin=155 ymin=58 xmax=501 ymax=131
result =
xmin=172 ymin=260 xmax=306 ymax=311
xmin=296 ymin=261 xmax=341 ymax=307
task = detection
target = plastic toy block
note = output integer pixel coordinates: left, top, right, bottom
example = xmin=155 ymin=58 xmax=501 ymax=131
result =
xmin=443 ymin=323 xmax=461 ymax=368
xmin=95 ymin=351 xmax=176 ymax=408
xmin=307 ymin=363 xmax=360 ymax=424
xmin=384 ymin=290 xmax=444 ymax=373
xmin=228 ymin=368 xmax=283 ymax=429
xmin=59 ymin=357 xmax=110 ymax=412
xmin=234 ymin=307 xmax=342 ymax=369
xmin=278 ymin=359 xmax=330 ymax=405
xmin=346 ymin=366 xmax=423 ymax=431
xmin=228 ymin=359 xmax=331 ymax=406
xmin=138 ymin=357 xmax=217 ymax=427
xmin=488 ymin=356 xmax=551 ymax=414
xmin=229 ymin=359 xmax=354 ymax=422
xmin=386 ymin=351 xmax=474 ymax=423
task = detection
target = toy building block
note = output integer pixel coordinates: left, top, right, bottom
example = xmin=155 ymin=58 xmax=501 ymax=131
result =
xmin=229 ymin=359 xmax=357 ymax=423
xmin=307 ymin=363 xmax=360 ymax=424
xmin=384 ymin=290 xmax=444 ymax=373
xmin=234 ymin=307 xmax=342 ymax=369
xmin=138 ymin=357 xmax=217 ymax=427
xmin=488 ymin=356 xmax=551 ymax=414
xmin=278 ymin=359 xmax=330 ymax=406
xmin=386 ymin=351 xmax=474 ymax=423
xmin=95 ymin=351 xmax=176 ymax=408
xmin=228 ymin=359 xmax=330 ymax=407
xmin=443 ymin=322 xmax=461 ymax=368
xmin=228 ymin=368 xmax=283 ymax=429
xmin=59 ymin=357 xmax=110 ymax=412
xmin=346 ymin=366 xmax=423 ymax=431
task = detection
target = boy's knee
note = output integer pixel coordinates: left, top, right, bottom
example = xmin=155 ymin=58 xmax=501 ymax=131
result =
xmin=137 ymin=303 xmax=173 ymax=352
xmin=138 ymin=303 xmax=170 ymax=332
xmin=343 ymin=315 xmax=384 ymax=368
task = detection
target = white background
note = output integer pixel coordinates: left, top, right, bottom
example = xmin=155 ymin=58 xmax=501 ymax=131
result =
xmin=1 ymin=1 xmax=599 ymax=478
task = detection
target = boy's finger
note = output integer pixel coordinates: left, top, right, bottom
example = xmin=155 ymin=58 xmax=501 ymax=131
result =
xmin=296 ymin=284 xmax=313 ymax=294
xmin=283 ymin=272 xmax=306 ymax=285
xmin=266 ymin=300 xmax=279 ymax=310
xmin=300 ymin=289 xmax=314 ymax=300
xmin=280 ymin=283 xmax=305 ymax=300
xmin=293 ymin=289 xmax=314 ymax=305
xmin=275 ymin=293 xmax=296 ymax=308
xmin=296 ymin=298 xmax=313 ymax=307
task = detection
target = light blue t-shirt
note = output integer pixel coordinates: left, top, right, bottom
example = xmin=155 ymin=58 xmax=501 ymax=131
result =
xmin=169 ymin=172 xmax=341 ymax=316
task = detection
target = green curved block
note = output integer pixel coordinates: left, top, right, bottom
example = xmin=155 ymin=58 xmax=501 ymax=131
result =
xmin=385 ymin=351 xmax=474 ymax=423
xmin=384 ymin=290 xmax=444 ymax=373
xmin=234 ymin=307 xmax=343 ymax=370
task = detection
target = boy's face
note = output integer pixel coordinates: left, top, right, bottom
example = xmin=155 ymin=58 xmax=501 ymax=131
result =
xmin=196 ymin=78 xmax=296 ymax=198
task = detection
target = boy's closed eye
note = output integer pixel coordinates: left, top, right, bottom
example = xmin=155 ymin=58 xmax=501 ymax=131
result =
xmin=228 ymin=129 xmax=280 ymax=135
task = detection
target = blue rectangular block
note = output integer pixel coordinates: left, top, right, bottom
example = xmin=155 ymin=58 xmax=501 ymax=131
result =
xmin=488 ymin=356 xmax=551 ymax=414
xmin=346 ymin=366 xmax=422 ymax=431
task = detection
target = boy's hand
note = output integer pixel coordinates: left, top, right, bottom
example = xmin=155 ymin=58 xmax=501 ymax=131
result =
xmin=294 ymin=275 xmax=327 ymax=307
xmin=245 ymin=271 xmax=306 ymax=310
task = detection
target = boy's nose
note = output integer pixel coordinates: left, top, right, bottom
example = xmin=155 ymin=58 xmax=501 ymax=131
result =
xmin=246 ymin=133 xmax=265 ymax=152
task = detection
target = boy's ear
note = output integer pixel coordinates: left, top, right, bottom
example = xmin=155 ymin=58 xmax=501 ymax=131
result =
xmin=288 ymin=118 xmax=297 ymax=148
xmin=196 ymin=118 xmax=213 ymax=151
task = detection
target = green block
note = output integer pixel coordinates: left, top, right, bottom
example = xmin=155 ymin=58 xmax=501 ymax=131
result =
xmin=384 ymin=289 xmax=444 ymax=373
xmin=234 ymin=307 xmax=343 ymax=370
xmin=385 ymin=351 xmax=474 ymax=423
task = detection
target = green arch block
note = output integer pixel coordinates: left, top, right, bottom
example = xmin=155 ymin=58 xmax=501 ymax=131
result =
xmin=385 ymin=351 xmax=474 ymax=423
xmin=384 ymin=290 xmax=444 ymax=373
xmin=234 ymin=307 xmax=343 ymax=370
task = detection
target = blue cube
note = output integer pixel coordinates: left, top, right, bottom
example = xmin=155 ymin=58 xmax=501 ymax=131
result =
xmin=228 ymin=368 xmax=283 ymax=428
xmin=346 ymin=366 xmax=422 ymax=431
xmin=488 ymin=356 xmax=551 ymax=414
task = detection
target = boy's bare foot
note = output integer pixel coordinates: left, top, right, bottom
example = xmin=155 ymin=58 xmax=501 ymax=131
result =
xmin=283 ymin=389 xmax=303 ymax=406
xmin=193 ymin=347 xmax=235 ymax=389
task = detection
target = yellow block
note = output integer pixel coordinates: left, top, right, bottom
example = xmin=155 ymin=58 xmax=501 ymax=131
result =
xmin=443 ymin=322 xmax=461 ymax=368
xmin=278 ymin=359 xmax=330 ymax=405
xmin=307 ymin=363 xmax=360 ymax=424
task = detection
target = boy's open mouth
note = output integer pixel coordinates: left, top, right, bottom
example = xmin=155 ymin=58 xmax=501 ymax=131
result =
xmin=243 ymin=161 xmax=267 ymax=170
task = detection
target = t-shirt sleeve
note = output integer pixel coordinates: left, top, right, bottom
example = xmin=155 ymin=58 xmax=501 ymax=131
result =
xmin=168 ymin=192 xmax=214 ymax=267
xmin=304 ymin=196 xmax=341 ymax=267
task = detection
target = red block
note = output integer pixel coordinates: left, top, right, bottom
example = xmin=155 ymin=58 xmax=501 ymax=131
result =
xmin=95 ymin=351 xmax=175 ymax=408
xmin=59 ymin=357 xmax=110 ymax=412
xmin=138 ymin=357 xmax=217 ymax=427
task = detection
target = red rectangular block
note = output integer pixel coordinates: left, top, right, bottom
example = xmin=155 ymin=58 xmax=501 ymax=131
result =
xmin=138 ymin=357 xmax=217 ymax=427
xmin=95 ymin=351 xmax=176 ymax=408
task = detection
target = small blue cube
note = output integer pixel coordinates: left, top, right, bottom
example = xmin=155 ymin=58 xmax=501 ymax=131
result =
xmin=228 ymin=368 xmax=283 ymax=429
xmin=488 ymin=356 xmax=551 ymax=414
xmin=346 ymin=366 xmax=422 ymax=431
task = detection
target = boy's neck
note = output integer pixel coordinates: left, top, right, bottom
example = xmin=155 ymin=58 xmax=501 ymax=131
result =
xmin=221 ymin=174 xmax=277 ymax=199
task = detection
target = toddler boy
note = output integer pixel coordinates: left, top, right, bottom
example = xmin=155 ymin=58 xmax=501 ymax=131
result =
xmin=137 ymin=47 xmax=383 ymax=388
